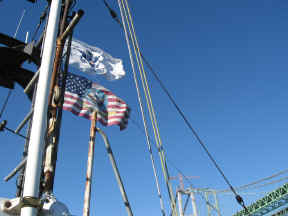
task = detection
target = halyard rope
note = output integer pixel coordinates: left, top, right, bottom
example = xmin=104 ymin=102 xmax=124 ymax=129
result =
xmin=118 ymin=0 xmax=177 ymax=215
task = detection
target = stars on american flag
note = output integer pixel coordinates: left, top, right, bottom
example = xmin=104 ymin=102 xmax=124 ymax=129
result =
xmin=65 ymin=74 xmax=92 ymax=97
xmin=59 ymin=72 xmax=130 ymax=130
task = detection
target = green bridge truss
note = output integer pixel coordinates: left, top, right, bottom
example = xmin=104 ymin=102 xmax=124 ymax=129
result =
xmin=271 ymin=207 xmax=288 ymax=216
xmin=233 ymin=183 xmax=288 ymax=216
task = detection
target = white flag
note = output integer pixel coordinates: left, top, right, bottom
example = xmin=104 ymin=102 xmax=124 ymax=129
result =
xmin=68 ymin=39 xmax=125 ymax=80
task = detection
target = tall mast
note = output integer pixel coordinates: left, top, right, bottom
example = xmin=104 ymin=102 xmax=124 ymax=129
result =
xmin=20 ymin=0 xmax=62 ymax=215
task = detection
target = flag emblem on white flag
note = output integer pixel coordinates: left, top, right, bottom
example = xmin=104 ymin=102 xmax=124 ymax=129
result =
xmin=68 ymin=39 xmax=126 ymax=80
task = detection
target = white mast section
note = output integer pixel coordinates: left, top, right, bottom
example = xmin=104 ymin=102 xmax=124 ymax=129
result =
xmin=20 ymin=0 xmax=61 ymax=216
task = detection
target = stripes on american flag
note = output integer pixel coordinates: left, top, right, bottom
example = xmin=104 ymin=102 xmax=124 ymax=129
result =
xmin=61 ymin=73 xmax=130 ymax=130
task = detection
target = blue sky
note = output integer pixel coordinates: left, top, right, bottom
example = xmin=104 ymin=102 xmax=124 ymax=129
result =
xmin=0 ymin=0 xmax=288 ymax=215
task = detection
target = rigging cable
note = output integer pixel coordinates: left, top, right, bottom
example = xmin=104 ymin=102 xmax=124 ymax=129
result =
xmin=220 ymin=176 xmax=288 ymax=193
xmin=118 ymin=0 xmax=178 ymax=215
xmin=142 ymin=50 xmax=248 ymax=211
xmin=242 ymin=176 xmax=288 ymax=191
xmin=129 ymin=117 xmax=222 ymax=215
xmin=219 ymin=168 xmax=288 ymax=193
xmin=116 ymin=1 xmax=166 ymax=216
xmin=103 ymin=0 xmax=122 ymax=26
xmin=0 ymin=120 xmax=28 ymax=140
xmin=104 ymin=0 xmax=247 ymax=212
xmin=14 ymin=9 xmax=27 ymax=38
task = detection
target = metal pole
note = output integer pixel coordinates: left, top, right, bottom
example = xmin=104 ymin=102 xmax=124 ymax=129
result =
xmin=97 ymin=128 xmax=134 ymax=216
xmin=190 ymin=191 xmax=198 ymax=216
xmin=83 ymin=112 xmax=97 ymax=216
xmin=205 ymin=192 xmax=211 ymax=216
xmin=177 ymin=190 xmax=184 ymax=216
xmin=20 ymin=0 xmax=61 ymax=215
xmin=43 ymin=6 xmax=84 ymax=193
xmin=213 ymin=191 xmax=221 ymax=216
xmin=15 ymin=109 xmax=33 ymax=134
xmin=48 ymin=9 xmax=84 ymax=105
xmin=24 ymin=69 xmax=39 ymax=94
xmin=4 ymin=158 xmax=27 ymax=182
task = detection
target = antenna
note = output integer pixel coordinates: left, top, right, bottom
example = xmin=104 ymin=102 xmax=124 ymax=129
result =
xmin=169 ymin=173 xmax=199 ymax=190
xmin=25 ymin=32 xmax=29 ymax=43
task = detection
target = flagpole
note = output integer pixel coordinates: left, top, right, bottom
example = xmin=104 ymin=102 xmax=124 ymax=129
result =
xmin=43 ymin=8 xmax=84 ymax=193
xmin=20 ymin=0 xmax=61 ymax=216
xmin=97 ymin=128 xmax=134 ymax=216
xmin=83 ymin=111 xmax=97 ymax=216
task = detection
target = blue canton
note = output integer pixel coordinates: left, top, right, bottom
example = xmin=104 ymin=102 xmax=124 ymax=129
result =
xmin=64 ymin=74 xmax=92 ymax=97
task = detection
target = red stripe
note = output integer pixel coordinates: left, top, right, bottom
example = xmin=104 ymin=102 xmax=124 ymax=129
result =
xmin=107 ymin=104 xmax=128 ymax=109
xmin=64 ymin=94 xmax=127 ymax=112
xmin=63 ymin=90 xmax=129 ymax=128
xmin=63 ymin=102 xmax=129 ymax=117
xmin=64 ymin=92 xmax=126 ymax=108
xmin=63 ymin=107 xmax=128 ymax=126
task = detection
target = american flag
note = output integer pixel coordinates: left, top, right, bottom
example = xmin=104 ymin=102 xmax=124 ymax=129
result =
xmin=60 ymin=73 xmax=130 ymax=130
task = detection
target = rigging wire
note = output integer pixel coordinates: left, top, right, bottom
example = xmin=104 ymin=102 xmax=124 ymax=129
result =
xmin=117 ymin=1 xmax=167 ymax=216
xmin=118 ymin=0 xmax=178 ymax=215
xmin=220 ymin=176 xmax=288 ymax=193
xmin=103 ymin=0 xmax=122 ymax=25
xmin=14 ymin=9 xmax=26 ymax=38
xmin=103 ymin=0 xmax=248 ymax=212
xmin=219 ymin=168 xmax=288 ymax=193
xmin=132 ymin=115 xmax=288 ymax=214
xmin=143 ymin=51 xmax=248 ymax=211
xmin=0 ymin=120 xmax=28 ymax=140
xmin=242 ymin=176 xmax=288 ymax=191
xmin=129 ymin=117 xmax=222 ymax=215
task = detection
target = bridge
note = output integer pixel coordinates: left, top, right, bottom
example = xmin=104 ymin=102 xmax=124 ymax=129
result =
xmin=233 ymin=183 xmax=288 ymax=216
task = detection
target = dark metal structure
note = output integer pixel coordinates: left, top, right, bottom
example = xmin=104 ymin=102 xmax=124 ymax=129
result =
xmin=0 ymin=33 xmax=41 ymax=99
xmin=233 ymin=183 xmax=288 ymax=216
